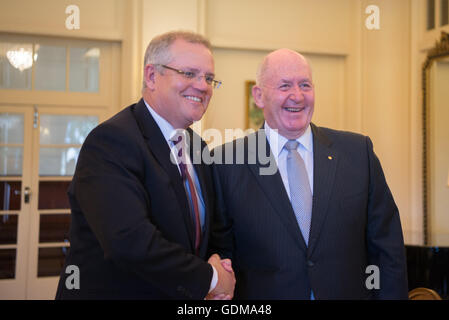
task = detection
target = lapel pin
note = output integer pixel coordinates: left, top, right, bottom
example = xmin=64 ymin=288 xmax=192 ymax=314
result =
xmin=328 ymin=156 xmax=333 ymax=160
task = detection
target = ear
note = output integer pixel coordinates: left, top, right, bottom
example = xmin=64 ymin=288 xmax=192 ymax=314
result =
xmin=144 ymin=64 xmax=157 ymax=90
xmin=252 ymin=85 xmax=264 ymax=109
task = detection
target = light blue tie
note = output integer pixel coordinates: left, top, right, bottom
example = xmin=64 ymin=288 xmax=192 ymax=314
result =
xmin=285 ymin=140 xmax=312 ymax=246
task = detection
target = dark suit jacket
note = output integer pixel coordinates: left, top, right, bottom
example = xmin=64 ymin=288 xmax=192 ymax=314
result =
xmin=210 ymin=123 xmax=408 ymax=299
xmin=56 ymin=99 xmax=214 ymax=299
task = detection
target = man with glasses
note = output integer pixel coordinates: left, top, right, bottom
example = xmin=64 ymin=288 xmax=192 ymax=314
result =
xmin=56 ymin=31 xmax=234 ymax=299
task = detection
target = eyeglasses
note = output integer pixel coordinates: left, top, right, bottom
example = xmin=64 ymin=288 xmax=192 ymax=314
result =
xmin=159 ymin=64 xmax=222 ymax=89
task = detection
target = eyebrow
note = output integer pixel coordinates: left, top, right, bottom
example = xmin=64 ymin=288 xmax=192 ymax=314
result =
xmin=184 ymin=67 xmax=215 ymax=77
xmin=279 ymin=78 xmax=312 ymax=84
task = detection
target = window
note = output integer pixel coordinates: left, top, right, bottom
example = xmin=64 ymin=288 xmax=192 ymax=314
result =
xmin=0 ymin=39 xmax=100 ymax=92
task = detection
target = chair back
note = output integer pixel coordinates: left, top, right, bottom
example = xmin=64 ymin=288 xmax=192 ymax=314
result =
xmin=409 ymin=287 xmax=442 ymax=300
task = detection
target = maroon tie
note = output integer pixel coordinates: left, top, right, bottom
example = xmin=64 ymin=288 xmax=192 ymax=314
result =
xmin=172 ymin=134 xmax=202 ymax=255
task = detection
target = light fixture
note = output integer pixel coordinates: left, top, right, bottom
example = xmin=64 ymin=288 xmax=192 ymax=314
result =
xmin=6 ymin=45 xmax=36 ymax=72
xmin=84 ymin=47 xmax=100 ymax=58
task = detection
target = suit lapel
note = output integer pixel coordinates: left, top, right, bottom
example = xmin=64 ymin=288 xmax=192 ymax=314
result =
xmin=247 ymin=130 xmax=307 ymax=252
xmin=132 ymin=100 xmax=196 ymax=251
xmin=307 ymin=123 xmax=338 ymax=256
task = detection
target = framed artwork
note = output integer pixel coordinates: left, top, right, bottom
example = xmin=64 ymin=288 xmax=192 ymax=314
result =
xmin=245 ymin=80 xmax=264 ymax=130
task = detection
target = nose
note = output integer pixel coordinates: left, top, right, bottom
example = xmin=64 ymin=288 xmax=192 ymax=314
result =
xmin=289 ymin=85 xmax=305 ymax=103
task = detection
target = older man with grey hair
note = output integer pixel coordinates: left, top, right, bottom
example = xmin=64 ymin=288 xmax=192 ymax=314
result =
xmin=210 ymin=48 xmax=408 ymax=299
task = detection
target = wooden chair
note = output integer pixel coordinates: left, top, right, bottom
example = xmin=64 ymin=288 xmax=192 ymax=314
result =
xmin=408 ymin=287 xmax=442 ymax=300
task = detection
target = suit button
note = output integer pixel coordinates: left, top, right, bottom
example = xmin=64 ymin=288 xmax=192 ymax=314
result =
xmin=307 ymin=260 xmax=314 ymax=267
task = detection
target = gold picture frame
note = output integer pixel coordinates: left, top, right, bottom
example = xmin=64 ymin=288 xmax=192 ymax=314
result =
xmin=245 ymin=80 xmax=264 ymax=130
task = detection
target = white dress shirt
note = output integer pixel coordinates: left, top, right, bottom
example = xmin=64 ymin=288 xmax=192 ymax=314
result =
xmin=264 ymin=122 xmax=314 ymax=197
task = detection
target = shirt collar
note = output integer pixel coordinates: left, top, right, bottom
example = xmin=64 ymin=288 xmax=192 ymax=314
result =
xmin=264 ymin=121 xmax=313 ymax=157
xmin=143 ymin=99 xmax=179 ymax=143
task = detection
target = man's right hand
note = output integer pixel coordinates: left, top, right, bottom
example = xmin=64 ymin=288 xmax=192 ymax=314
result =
xmin=207 ymin=254 xmax=236 ymax=299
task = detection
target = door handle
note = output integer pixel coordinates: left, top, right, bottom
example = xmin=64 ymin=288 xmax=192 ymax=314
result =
xmin=24 ymin=187 xmax=31 ymax=203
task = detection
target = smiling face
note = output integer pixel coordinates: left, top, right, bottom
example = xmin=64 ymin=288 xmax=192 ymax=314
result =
xmin=253 ymin=49 xmax=315 ymax=139
xmin=143 ymin=38 xmax=214 ymax=129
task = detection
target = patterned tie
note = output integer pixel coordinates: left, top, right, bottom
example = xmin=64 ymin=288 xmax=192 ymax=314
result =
xmin=284 ymin=140 xmax=312 ymax=246
xmin=172 ymin=133 xmax=202 ymax=255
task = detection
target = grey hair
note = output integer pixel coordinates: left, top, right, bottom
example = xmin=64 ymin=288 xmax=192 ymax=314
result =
xmin=142 ymin=30 xmax=212 ymax=91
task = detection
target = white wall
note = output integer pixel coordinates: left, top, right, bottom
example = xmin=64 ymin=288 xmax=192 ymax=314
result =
xmin=0 ymin=0 xmax=125 ymax=40
xmin=206 ymin=0 xmax=354 ymax=55
xmin=360 ymin=0 xmax=411 ymax=238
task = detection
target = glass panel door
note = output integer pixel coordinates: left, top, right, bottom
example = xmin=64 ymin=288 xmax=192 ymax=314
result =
xmin=25 ymin=108 xmax=99 ymax=299
xmin=0 ymin=106 xmax=33 ymax=299
xmin=0 ymin=34 xmax=118 ymax=299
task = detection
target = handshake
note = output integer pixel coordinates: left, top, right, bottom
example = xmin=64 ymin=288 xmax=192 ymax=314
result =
xmin=206 ymin=253 xmax=236 ymax=300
